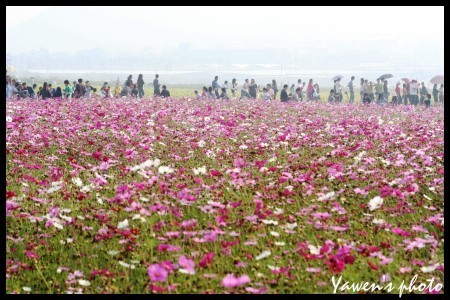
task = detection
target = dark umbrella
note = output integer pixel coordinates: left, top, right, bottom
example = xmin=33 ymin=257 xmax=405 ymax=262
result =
xmin=332 ymin=75 xmax=344 ymax=81
xmin=379 ymin=74 xmax=393 ymax=81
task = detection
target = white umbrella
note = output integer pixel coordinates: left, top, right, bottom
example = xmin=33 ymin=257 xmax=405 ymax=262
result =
xmin=430 ymin=75 xmax=444 ymax=85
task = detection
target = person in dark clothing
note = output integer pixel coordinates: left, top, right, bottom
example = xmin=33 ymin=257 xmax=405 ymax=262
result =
xmin=272 ymin=79 xmax=278 ymax=100
xmin=432 ymin=84 xmax=439 ymax=105
xmin=249 ymin=79 xmax=257 ymax=99
xmin=391 ymin=96 xmax=399 ymax=105
xmin=219 ymin=88 xmax=228 ymax=100
xmin=74 ymin=78 xmax=85 ymax=98
xmin=125 ymin=75 xmax=133 ymax=87
xmin=137 ymin=74 xmax=145 ymax=98
xmin=131 ymin=84 xmax=139 ymax=97
xmin=419 ymin=82 xmax=428 ymax=105
xmin=280 ymin=84 xmax=289 ymax=102
xmin=39 ymin=82 xmax=52 ymax=100
xmin=362 ymin=92 xmax=371 ymax=104
xmin=424 ymin=93 xmax=431 ymax=108
xmin=120 ymin=82 xmax=132 ymax=97
xmin=53 ymin=87 xmax=63 ymax=98
xmin=26 ymin=84 xmax=35 ymax=98
xmin=160 ymin=85 xmax=170 ymax=98
xmin=153 ymin=74 xmax=160 ymax=96
xmin=48 ymin=83 xmax=56 ymax=97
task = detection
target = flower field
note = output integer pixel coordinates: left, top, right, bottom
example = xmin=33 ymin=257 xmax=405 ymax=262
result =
xmin=6 ymin=98 xmax=444 ymax=294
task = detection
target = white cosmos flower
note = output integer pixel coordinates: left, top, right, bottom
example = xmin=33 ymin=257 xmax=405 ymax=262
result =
xmin=53 ymin=221 xmax=63 ymax=230
xmin=193 ymin=166 xmax=207 ymax=175
xmin=270 ymin=231 xmax=280 ymax=237
xmin=372 ymin=218 xmax=385 ymax=225
xmin=262 ymin=219 xmax=278 ymax=225
xmin=274 ymin=208 xmax=284 ymax=215
xmin=47 ymin=185 xmax=62 ymax=194
xmin=6 ymin=116 xmax=13 ymax=122
xmin=158 ymin=166 xmax=174 ymax=174
xmin=308 ymin=245 xmax=321 ymax=255
xmin=72 ymin=177 xmax=83 ymax=187
xmin=107 ymin=250 xmax=119 ymax=256
xmin=140 ymin=197 xmax=150 ymax=202
xmin=80 ymin=185 xmax=91 ymax=193
xmin=239 ymin=144 xmax=248 ymax=150
xmin=78 ymin=279 xmax=91 ymax=286
xmin=198 ymin=140 xmax=206 ymax=147
xmin=275 ymin=242 xmax=285 ymax=246
xmin=117 ymin=219 xmax=129 ymax=229
xmin=255 ymin=250 xmax=271 ymax=261
xmin=318 ymin=191 xmax=335 ymax=201
xmin=284 ymin=222 xmax=298 ymax=230
xmin=22 ymin=287 xmax=32 ymax=292
xmin=118 ymin=261 xmax=135 ymax=269
xmin=420 ymin=264 xmax=438 ymax=273
xmin=368 ymin=196 xmax=384 ymax=211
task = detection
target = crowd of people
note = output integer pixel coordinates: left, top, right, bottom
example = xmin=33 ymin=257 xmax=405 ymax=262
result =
xmin=6 ymin=71 xmax=444 ymax=107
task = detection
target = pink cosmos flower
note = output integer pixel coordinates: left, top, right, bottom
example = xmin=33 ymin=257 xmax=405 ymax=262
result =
xmin=178 ymin=255 xmax=195 ymax=274
xmin=221 ymin=274 xmax=251 ymax=288
xmin=147 ymin=264 xmax=168 ymax=282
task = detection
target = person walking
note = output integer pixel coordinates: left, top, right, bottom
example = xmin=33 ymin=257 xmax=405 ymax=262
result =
xmin=347 ymin=76 xmax=355 ymax=103
xmin=240 ymin=79 xmax=251 ymax=99
xmin=402 ymin=83 xmax=408 ymax=105
xmin=409 ymin=80 xmax=419 ymax=106
xmin=272 ymin=79 xmax=278 ymax=100
xmin=432 ymin=83 xmax=439 ymax=105
xmin=383 ymin=80 xmax=389 ymax=101
xmin=395 ymin=82 xmax=401 ymax=102
xmin=307 ymin=79 xmax=314 ymax=101
xmin=231 ymin=78 xmax=238 ymax=98
xmin=212 ymin=76 xmax=219 ymax=98
xmin=359 ymin=78 xmax=365 ymax=101
xmin=374 ymin=78 xmax=383 ymax=100
xmin=314 ymin=83 xmax=320 ymax=101
xmin=84 ymin=81 xmax=92 ymax=98
xmin=424 ymin=93 xmax=432 ymax=108
xmin=439 ymin=84 xmax=444 ymax=105
xmin=249 ymin=79 xmax=257 ymax=99
xmin=267 ymin=84 xmax=274 ymax=100
xmin=153 ymin=74 xmax=161 ymax=96
xmin=334 ymin=78 xmax=342 ymax=102
xmin=137 ymin=74 xmax=145 ymax=98
xmin=419 ymin=82 xmax=428 ymax=105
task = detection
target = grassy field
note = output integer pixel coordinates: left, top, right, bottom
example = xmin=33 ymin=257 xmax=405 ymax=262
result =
xmin=6 ymin=97 xmax=444 ymax=294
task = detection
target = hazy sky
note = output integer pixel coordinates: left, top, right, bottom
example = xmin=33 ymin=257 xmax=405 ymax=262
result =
xmin=7 ymin=6 xmax=444 ymax=54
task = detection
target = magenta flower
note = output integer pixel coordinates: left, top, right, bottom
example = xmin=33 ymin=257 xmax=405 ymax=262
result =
xmin=199 ymin=252 xmax=214 ymax=268
xmin=26 ymin=251 xmax=39 ymax=260
xmin=147 ymin=264 xmax=168 ymax=282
